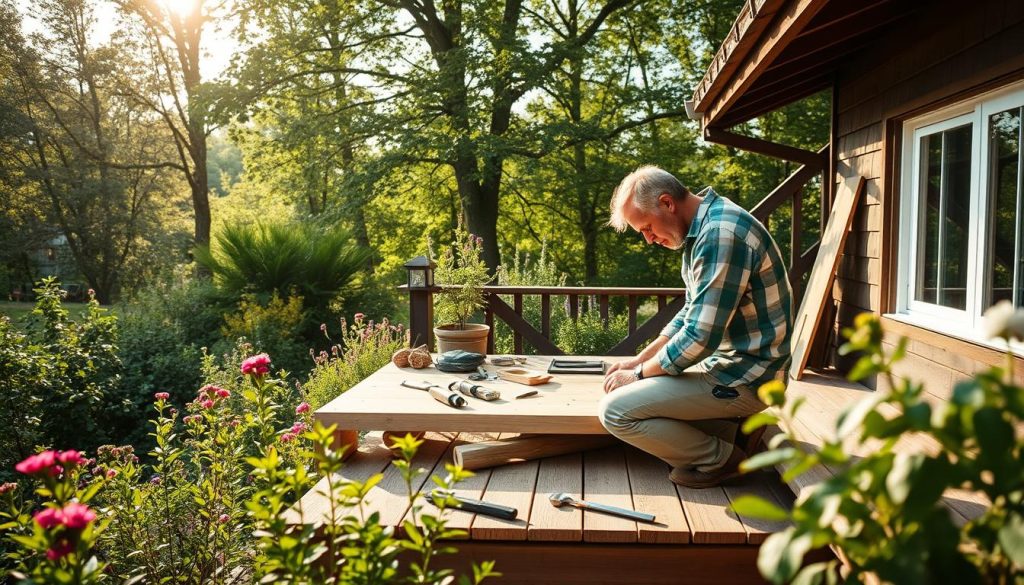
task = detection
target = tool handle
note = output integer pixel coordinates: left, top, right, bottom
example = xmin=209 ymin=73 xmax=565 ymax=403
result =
xmin=436 ymin=492 xmax=517 ymax=520
xmin=578 ymin=500 xmax=656 ymax=523
xmin=428 ymin=386 xmax=466 ymax=408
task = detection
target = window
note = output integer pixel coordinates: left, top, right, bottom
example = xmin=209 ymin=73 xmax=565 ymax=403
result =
xmin=897 ymin=82 xmax=1024 ymax=339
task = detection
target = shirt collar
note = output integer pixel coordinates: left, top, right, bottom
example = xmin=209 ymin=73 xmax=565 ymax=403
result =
xmin=685 ymin=187 xmax=716 ymax=241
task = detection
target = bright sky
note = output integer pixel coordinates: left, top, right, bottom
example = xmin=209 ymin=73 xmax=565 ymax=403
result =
xmin=17 ymin=0 xmax=238 ymax=80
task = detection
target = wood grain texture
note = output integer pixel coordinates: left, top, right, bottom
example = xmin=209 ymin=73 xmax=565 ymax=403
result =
xmin=316 ymin=355 xmax=628 ymax=435
xmin=528 ymin=452 xmax=585 ymax=541
xmin=676 ymin=483 xmax=747 ymax=544
xmin=471 ymin=458 xmax=538 ymax=541
xmin=624 ymin=448 xmax=691 ymax=544
xmin=582 ymin=446 xmax=639 ymax=543
xmin=454 ymin=435 xmax=617 ymax=470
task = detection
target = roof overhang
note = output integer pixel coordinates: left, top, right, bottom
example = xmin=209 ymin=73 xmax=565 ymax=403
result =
xmin=690 ymin=0 xmax=923 ymax=131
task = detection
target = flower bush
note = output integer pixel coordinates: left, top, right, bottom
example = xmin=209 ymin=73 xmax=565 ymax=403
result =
xmin=302 ymin=314 xmax=406 ymax=411
xmin=1 ymin=352 xmax=495 ymax=584
xmin=734 ymin=306 xmax=1024 ymax=584
xmin=555 ymin=310 xmax=629 ymax=356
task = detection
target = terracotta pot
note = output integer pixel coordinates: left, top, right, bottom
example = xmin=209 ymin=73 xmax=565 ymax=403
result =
xmin=433 ymin=323 xmax=490 ymax=354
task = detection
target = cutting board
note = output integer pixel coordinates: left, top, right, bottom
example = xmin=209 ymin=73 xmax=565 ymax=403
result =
xmin=497 ymin=368 xmax=552 ymax=386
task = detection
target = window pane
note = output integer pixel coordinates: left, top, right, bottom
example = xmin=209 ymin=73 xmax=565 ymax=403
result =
xmin=916 ymin=124 xmax=972 ymax=310
xmin=986 ymin=107 xmax=1022 ymax=308
xmin=942 ymin=125 xmax=971 ymax=309
xmin=917 ymin=134 xmax=941 ymax=304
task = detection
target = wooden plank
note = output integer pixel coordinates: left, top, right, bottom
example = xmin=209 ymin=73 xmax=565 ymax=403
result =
xmin=411 ymin=432 xmax=498 ymax=534
xmin=423 ymin=541 xmax=768 ymax=585
xmin=627 ymin=296 xmax=638 ymax=333
xmin=315 ymin=355 xmax=627 ymax=436
xmin=373 ymin=431 xmax=455 ymax=529
xmin=568 ymin=294 xmax=579 ymax=319
xmin=702 ymin=0 xmax=830 ymax=128
xmin=723 ymin=471 xmax=792 ymax=544
xmin=623 ymin=448 xmax=691 ymax=544
xmin=704 ymin=127 xmax=821 ymax=166
xmin=528 ymin=452 xmax=584 ymax=541
xmin=481 ymin=286 xmax=685 ymax=296
xmin=284 ymin=432 xmax=394 ymax=525
xmin=582 ymin=446 xmax=638 ymax=543
xmin=513 ymin=294 xmax=524 ymax=354
xmin=471 ymin=458 xmax=538 ymax=540
xmin=599 ymin=294 xmax=609 ymax=325
xmin=791 ymin=175 xmax=865 ymax=380
xmin=676 ymin=483 xmax=747 ymax=544
xmin=750 ymin=148 xmax=829 ymax=223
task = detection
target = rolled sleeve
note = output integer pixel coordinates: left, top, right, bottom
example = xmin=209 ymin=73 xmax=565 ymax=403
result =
xmin=656 ymin=227 xmax=755 ymax=375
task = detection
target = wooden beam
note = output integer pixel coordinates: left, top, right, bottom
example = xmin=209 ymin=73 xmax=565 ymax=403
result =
xmin=704 ymin=127 xmax=820 ymax=166
xmin=750 ymin=146 xmax=829 ymax=222
xmin=717 ymin=75 xmax=833 ymax=128
xmin=702 ymin=0 xmax=830 ymax=129
xmin=692 ymin=0 xmax=788 ymax=113
xmin=488 ymin=295 xmax=563 ymax=355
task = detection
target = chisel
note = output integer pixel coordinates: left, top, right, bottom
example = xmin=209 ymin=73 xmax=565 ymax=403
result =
xmin=431 ymin=489 xmax=518 ymax=520
xmin=401 ymin=380 xmax=467 ymax=408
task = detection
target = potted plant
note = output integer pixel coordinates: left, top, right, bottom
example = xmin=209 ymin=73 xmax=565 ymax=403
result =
xmin=431 ymin=224 xmax=492 ymax=354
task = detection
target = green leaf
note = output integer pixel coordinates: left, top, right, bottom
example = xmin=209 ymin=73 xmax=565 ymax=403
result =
xmin=757 ymin=527 xmax=813 ymax=583
xmin=836 ymin=393 xmax=886 ymax=439
xmin=974 ymin=407 xmax=1014 ymax=455
xmin=730 ymin=495 xmax=789 ymax=521
xmin=997 ymin=513 xmax=1024 ymax=566
xmin=742 ymin=411 xmax=779 ymax=433
xmin=741 ymin=447 xmax=798 ymax=472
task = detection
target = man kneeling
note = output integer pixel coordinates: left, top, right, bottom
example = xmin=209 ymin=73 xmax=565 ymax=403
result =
xmin=600 ymin=166 xmax=793 ymax=488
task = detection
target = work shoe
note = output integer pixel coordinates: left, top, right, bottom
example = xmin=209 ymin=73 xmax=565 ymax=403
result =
xmin=736 ymin=418 xmax=767 ymax=455
xmin=669 ymin=444 xmax=748 ymax=489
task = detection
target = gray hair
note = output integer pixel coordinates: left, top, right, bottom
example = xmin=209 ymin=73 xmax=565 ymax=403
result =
xmin=608 ymin=165 xmax=688 ymax=232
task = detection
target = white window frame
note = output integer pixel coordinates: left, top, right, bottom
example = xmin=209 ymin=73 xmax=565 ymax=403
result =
xmin=893 ymin=80 xmax=1024 ymax=345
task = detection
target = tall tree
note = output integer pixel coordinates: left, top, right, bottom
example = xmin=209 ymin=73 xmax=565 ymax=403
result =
xmin=113 ymin=0 xmax=227 ymax=249
xmin=0 ymin=0 xmax=180 ymax=302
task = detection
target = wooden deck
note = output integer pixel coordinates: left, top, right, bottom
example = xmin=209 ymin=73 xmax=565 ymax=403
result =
xmin=287 ymin=430 xmax=798 ymax=584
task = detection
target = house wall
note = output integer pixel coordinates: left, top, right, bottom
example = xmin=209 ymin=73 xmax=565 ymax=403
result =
xmin=831 ymin=0 xmax=1024 ymax=394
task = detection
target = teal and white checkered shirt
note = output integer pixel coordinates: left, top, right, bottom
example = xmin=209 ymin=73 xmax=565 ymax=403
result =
xmin=656 ymin=188 xmax=793 ymax=388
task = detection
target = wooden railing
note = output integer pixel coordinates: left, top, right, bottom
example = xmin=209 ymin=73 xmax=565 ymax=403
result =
xmin=404 ymin=143 xmax=830 ymax=357
xmin=403 ymin=285 xmax=685 ymax=355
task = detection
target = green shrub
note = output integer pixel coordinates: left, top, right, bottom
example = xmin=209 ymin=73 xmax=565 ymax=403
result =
xmin=736 ymin=310 xmax=1024 ymax=584
xmin=117 ymin=272 xmax=222 ymax=446
xmin=219 ymin=292 xmax=309 ymax=376
xmin=555 ymin=310 xmax=628 ymax=356
xmin=303 ymin=315 xmax=406 ymax=411
xmin=0 ymin=279 xmax=127 ymax=471
xmin=431 ymin=223 xmax=492 ymax=329
xmin=493 ymin=243 xmax=567 ymax=354
xmin=193 ymin=220 xmax=370 ymax=316
xmin=1 ymin=352 xmax=495 ymax=585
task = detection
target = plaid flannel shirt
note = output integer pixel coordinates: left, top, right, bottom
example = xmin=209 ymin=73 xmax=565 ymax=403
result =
xmin=655 ymin=188 xmax=793 ymax=388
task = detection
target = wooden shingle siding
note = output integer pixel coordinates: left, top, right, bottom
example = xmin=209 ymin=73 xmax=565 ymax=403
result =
xmin=830 ymin=0 xmax=1024 ymax=380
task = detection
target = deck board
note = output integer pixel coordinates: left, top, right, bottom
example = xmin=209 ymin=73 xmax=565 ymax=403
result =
xmin=528 ymin=452 xmax=584 ymax=541
xmin=624 ymin=448 xmax=691 ymax=544
xmin=582 ymin=446 xmax=639 ymax=543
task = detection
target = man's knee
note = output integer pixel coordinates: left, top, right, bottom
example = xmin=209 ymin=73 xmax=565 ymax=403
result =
xmin=597 ymin=391 xmax=636 ymax=435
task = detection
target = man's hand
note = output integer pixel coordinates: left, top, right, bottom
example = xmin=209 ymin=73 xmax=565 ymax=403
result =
xmin=606 ymin=358 xmax=639 ymax=375
xmin=603 ymin=369 xmax=637 ymax=393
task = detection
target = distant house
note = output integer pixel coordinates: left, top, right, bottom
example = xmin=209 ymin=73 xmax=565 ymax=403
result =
xmin=687 ymin=0 xmax=1024 ymax=389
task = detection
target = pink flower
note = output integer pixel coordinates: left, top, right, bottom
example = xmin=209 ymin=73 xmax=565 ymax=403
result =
xmin=290 ymin=422 xmax=306 ymax=434
xmin=46 ymin=540 xmax=74 ymax=561
xmin=200 ymin=399 xmax=215 ymax=409
xmin=354 ymin=312 xmax=365 ymax=322
xmin=150 ymin=475 xmax=162 ymax=485
xmin=279 ymin=432 xmax=296 ymax=443
xmin=106 ymin=469 xmax=117 ymax=479
xmin=295 ymin=402 xmax=310 ymax=414
xmin=320 ymin=323 xmax=327 ymax=332
xmin=16 ymin=451 xmax=59 ymax=476
xmin=87 ymin=288 xmax=95 ymax=297
xmin=56 ymin=450 xmax=86 ymax=467
xmin=215 ymin=388 xmax=230 ymax=399
xmin=34 ymin=507 xmax=63 ymax=530
xmin=61 ymin=503 xmax=96 ymax=530
xmin=154 ymin=392 xmax=170 ymax=401
xmin=241 ymin=353 xmax=272 ymax=376
xmin=0 ymin=482 xmax=17 ymax=495
xmin=218 ymin=513 xmax=229 ymax=524
xmin=200 ymin=384 xmax=223 ymax=397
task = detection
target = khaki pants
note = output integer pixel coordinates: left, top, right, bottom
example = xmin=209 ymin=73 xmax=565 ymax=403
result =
xmin=597 ymin=368 xmax=767 ymax=472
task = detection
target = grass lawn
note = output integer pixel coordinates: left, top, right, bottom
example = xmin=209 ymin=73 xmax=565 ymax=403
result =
xmin=0 ymin=300 xmax=116 ymax=327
